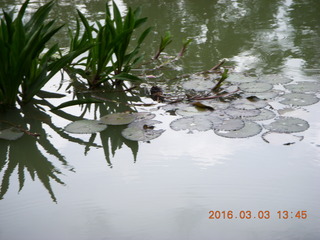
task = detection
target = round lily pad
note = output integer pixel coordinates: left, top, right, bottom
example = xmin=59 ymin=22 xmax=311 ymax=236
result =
xmin=0 ymin=127 xmax=24 ymax=141
xmin=183 ymin=79 xmax=213 ymax=91
xmin=263 ymin=117 xmax=309 ymax=133
xmin=132 ymin=112 xmax=156 ymax=121
xmin=239 ymin=82 xmax=273 ymax=93
xmin=64 ymin=120 xmax=107 ymax=134
xmin=121 ymin=127 xmax=165 ymax=142
xmin=232 ymin=98 xmax=268 ymax=110
xmin=259 ymin=74 xmax=293 ymax=84
xmin=280 ymin=93 xmax=319 ymax=106
xmin=262 ymin=132 xmax=304 ymax=145
xmin=284 ymin=82 xmax=320 ymax=93
xmin=176 ymin=106 xmax=211 ymax=117
xmin=170 ymin=116 xmax=213 ymax=132
xmin=243 ymin=90 xmax=281 ymax=99
xmin=225 ymin=108 xmax=261 ymax=118
xmin=214 ymin=118 xmax=245 ymax=131
xmin=227 ymin=73 xmax=258 ymax=83
xmin=246 ymin=109 xmax=276 ymax=121
xmin=100 ymin=112 xmax=136 ymax=125
xmin=128 ymin=119 xmax=162 ymax=128
xmin=214 ymin=121 xmax=262 ymax=138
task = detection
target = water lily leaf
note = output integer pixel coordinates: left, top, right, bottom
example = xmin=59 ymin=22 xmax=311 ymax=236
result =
xmin=225 ymin=108 xmax=261 ymax=118
xmin=280 ymin=93 xmax=319 ymax=106
xmin=243 ymin=90 xmax=281 ymax=99
xmin=214 ymin=121 xmax=262 ymax=138
xmin=233 ymin=98 xmax=268 ymax=110
xmin=262 ymin=132 xmax=304 ymax=145
xmin=263 ymin=117 xmax=309 ymax=133
xmin=128 ymin=119 xmax=162 ymax=128
xmin=259 ymin=74 xmax=293 ymax=84
xmin=132 ymin=112 xmax=156 ymax=121
xmin=205 ymin=100 xmax=230 ymax=110
xmin=239 ymin=82 xmax=273 ymax=93
xmin=246 ymin=109 xmax=276 ymax=121
xmin=192 ymin=102 xmax=214 ymax=111
xmin=170 ymin=116 xmax=213 ymax=132
xmin=100 ymin=112 xmax=136 ymax=125
xmin=285 ymin=82 xmax=320 ymax=93
xmin=182 ymin=79 xmax=213 ymax=91
xmin=64 ymin=120 xmax=107 ymax=134
xmin=214 ymin=118 xmax=245 ymax=131
xmin=227 ymin=73 xmax=257 ymax=83
xmin=121 ymin=127 xmax=165 ymax=142
xmin=176 ymin=106 xmax=211 ymax=116
xmin=0 ymin=128 xmax=24 ymax=141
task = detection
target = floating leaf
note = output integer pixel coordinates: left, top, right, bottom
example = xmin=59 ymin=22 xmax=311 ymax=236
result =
xmin=132 ymin=112 xmax=156 ymax=121
xmin=232 ymin=98 xmax=268 ymax=110
xmin=262 ymin=132 xmax=304 ymax=145
xmin=226 ymin=73 xmax=257 ymax=83
xmin=170 ymin=116 xmax=213 ymax=132
xmin=259 ymin=74 xmax=293 ymax=84
xmin=192 ymin=102 xmax=214 ymax=111
xmin=239 ymin=82 xmax=273 ymax=93
xmin=280 ymin=93 xmax=319 ymax=106
xmin=183 ymin=80 xmax=213 ymax=91
xmin=214 ymin=121 xmax=262 ymax=138
xmin=64 ymin=120 xmax=107 ymax=134
xmin=100 ymin=112 xmax=136 ymax=125
xmin=285 ymin=82 xmax=320 ymax=93
xmin=225 ymin=108 xmax=261 ymax=118
xmin=263 ymin=117 xmax=309 ymax=133
xmin=176 ymin=106 xmax=211 ymax=116
xmin=128 ymin=119 xmax=162 ymax=128
xmin=214 ymin=118 xmax=245 ymax=131
xmin=246 ymin=109 xmax=276 ymax=121
xmin=0 ymin=128 xmax=24 ymax=141
xmin=121 ymin=127 xmax=165 ymax=141
xmin=243 ymin=90 xmax=281 ymax=99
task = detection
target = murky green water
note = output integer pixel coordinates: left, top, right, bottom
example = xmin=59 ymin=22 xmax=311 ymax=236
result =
xmin=1 ymin=0 xmax=320 ymax=239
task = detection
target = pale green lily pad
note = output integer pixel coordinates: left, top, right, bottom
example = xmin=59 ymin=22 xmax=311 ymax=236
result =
xmin=232 ymin=98 xmax=268 ymax=110
xmin=239 ymin=82 xmax=273 ymax=93
xmin=225 ymin=108 xmax=261 ymax=118
xmin=0 ymin=128 xmax=24 ymax=141
xmin=280 ymin=93 xmax=319 ymax=106
xmin=263 ymin=117 xmax=309 ymax=133
xmin=100 ymin=112 xmax=136 ymax=125
xmin=132 ymin=112 xmax=156 ymax=120
xmin=259 ymin=74 xmax=293 ymax=84
xmin=246 ymin=109 xmax=276 ymax=121
xmin=176 ymin=106 xmax=211 ymax=116
xmin=183 ymin=79 xmax=213 ymax=91
xmin=262 ymin=132 xmax=304 ymax=145
xmin=243 ymin=90 xmax=281 ymax=99
xmin=285 ymin=82 xmax=320 ymax=93
xmin=214 ymin=121 xmax=262 ymax=138
xmin=227 ymin=73 xmax=258 ymax=83
xmin=214 ymin=118 xmax=245 ymax=131
xmin=128 ymin=119 xmax=162 ymax=128
xmin=121 ymin=127 xmax=165 ymax=142
xmin=64 ymin=120 xmax=107 ymax=134
xmin=170 ymin=116 xmax=213 ymax=132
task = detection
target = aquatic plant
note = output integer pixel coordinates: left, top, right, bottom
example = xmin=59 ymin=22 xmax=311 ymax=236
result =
xmin=0 ymin=0 xmax=88 ymax=110
xmin=66 ymin=1 xmax=152 ymax=88
xmin=154 ymin=31 xmax=173 ymax=59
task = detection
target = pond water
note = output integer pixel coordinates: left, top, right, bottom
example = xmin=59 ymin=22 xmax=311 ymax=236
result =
xmin=1 ymin=0 xmax=320 ymax=239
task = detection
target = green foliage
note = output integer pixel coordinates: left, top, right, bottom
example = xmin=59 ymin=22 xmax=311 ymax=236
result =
xmin=154 ymin=31 xmax=173 ymax=59
xmin=68 ymin=1 xmax=152 ymax=88
xmin=0 ymin=0 xmax=89 ymax=110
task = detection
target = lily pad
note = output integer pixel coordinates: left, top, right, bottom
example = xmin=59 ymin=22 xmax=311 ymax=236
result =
xmin=64 ymin=120 xmax=107 ymax=134
xmin=214 ymin=121 xmax=262 ymax=138
xmin=246 ymin=109 xmax=276 ymax=121
xmin=262 ymin=132 xmax=304 ymax=145
xmin=259 ymin=74 xmax=293 ymax=84
xmin=280 ymin=93 xmax=319 ymax=106
xmin=176 ymin=106 xmax=211 ymax=117
xmin=232 ymin=98 xmax=268 ymax=110
xmin=121 ymin=127 xmax=165 ymax=142
xmin=239 ymin=82 xmax=273 ymax=93
xmin=128 ymin=119 xmax=162 ymax=128
xmin=183 ymin=79 xmax=213 ymax=91
xmin=100 ymin=112 xmax=136 ymax=125
xmin=263 ymin=117 xmax=309 ymax=133
xmin=284 ymin=82 xmax=320 ymax=93
xmin=225 ymin=108 xmax=261 ymax=118
xmin=170 ymin=116 xmax=213 ymax=132
xmin=243 ymin=90 xmax=281 ymax=99
xmin=132 ymin=112 xmax=156 ymax=121
xmin=0 ymin=128 xmax=24 ymax=141
xmin=214 ymin=118 xmax=245 ymax=131
xmin=227 ymin=73 xmax=258 ymax=83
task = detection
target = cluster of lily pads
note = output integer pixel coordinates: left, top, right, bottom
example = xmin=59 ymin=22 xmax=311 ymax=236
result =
xmin=64 ymin=112 xmax=165 ymax=142
xmin=163 ymin=72 xmax=318 ymax=144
